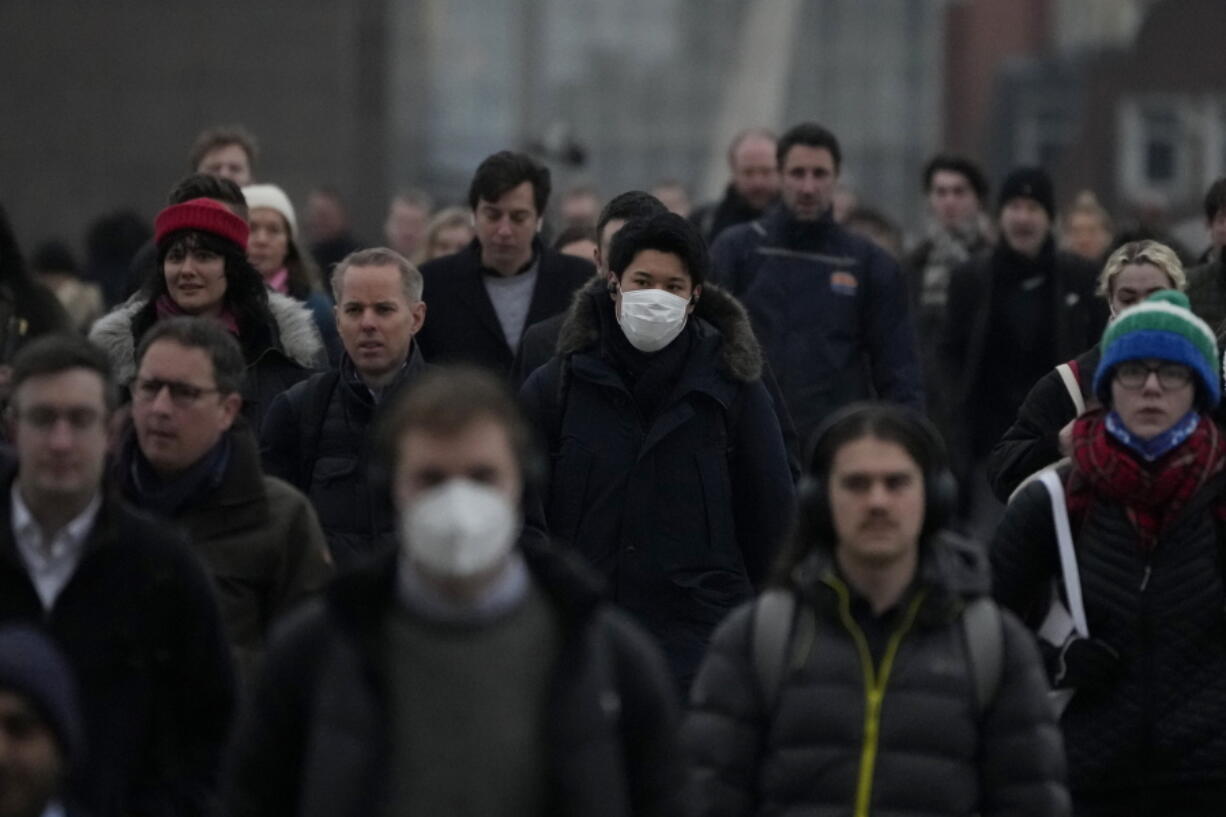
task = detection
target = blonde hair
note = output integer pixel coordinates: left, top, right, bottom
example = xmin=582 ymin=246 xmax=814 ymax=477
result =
xmin=1097 ymin=240 xmax=1185 ymax=299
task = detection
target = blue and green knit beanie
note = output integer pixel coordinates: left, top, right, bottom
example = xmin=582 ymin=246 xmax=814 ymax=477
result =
xmin=1094 ymin=290 xmax=1220 ymax=408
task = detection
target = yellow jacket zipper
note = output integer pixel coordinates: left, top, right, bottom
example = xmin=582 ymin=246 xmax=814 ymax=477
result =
xmin=825 ymin=576 xmax=928 ymax=817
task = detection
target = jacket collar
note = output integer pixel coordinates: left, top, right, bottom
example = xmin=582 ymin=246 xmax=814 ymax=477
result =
xmin=556 ymin=277 xmax=762 ymax=383
xmin=325 ymin=538 xmax=607 ymax=637
xmin=790 ymin=531 xmax=990 ymax=626
xmin=340 ymin=341 xmax=428 ymax=406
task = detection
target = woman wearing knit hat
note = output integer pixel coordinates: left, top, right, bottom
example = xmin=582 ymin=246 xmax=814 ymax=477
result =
xmin=242 ymin=183 xmax=340 ymax=362
xmin=987 ymin=240 xmax=1187 ymax=500
xmin=993 ymin=290 xmax=1226 ymax=815
xmin=89 ymin=197 xmax=326 ymax=429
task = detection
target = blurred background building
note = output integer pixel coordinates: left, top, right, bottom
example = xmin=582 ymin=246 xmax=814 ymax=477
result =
xmin=2 ymin=0 xmax=1221 ymax=258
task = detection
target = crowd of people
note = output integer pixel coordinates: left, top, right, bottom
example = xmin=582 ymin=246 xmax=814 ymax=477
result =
xmin=2 ymin=118 xmax=1226 ymax=817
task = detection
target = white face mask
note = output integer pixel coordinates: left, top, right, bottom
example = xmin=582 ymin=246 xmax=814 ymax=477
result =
xmin=399 ymin=478 xmax=520 ymax=578
xmin=616 ymin=288 xmax=690 ymax=353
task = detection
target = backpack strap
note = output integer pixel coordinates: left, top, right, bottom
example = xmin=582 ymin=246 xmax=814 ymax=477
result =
xmin=752 ymin=589 xmax=816 ymax=708
xmin=297 ymin=371 xmax=341 ymax=489
xmin=1055 ymin=361 xmax=1086 ymax=416
xmin=961 ymin=597 xmax=1003 ymax=716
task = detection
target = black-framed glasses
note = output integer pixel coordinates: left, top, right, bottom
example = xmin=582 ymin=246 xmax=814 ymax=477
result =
xmin=1114 ymin=361 xmax=1192 ymax=390
xmin=130 ymin=377 xmax=221 ymax=408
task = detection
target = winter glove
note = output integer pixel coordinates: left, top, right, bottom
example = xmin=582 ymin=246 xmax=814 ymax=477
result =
xmin=1052 ymin=636 xmax=1121 ymax=691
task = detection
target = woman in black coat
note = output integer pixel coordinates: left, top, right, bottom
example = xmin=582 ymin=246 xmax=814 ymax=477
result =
xmin=993 ymin=291 xmax=1226 ymax=815
xmin=987 ymin=240 xmax=1186 ymax=500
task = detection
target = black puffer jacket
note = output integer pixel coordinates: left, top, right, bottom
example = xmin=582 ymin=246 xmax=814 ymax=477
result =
xmin=986 ymin=345 xmax=1100 ymax=501
xmin=224 ymin=542 xmax=682 ymax=817
xmin=685 ymin=536 xmax=1068 ymax=817
xmin=993 ymin=465 xmax=1226 ymax=799
xmin=260 ymin=347 xmax=429 ymax=570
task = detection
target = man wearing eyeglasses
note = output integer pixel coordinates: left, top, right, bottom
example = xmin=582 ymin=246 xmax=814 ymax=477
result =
xmin=120 ymin=317 xmax=332 ymax=686
xmin=0 ymin=332 xmax=235 ymax=817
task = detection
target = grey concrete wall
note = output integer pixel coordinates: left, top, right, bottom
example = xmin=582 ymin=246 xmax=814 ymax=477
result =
xmin=1 ymin=0 xmax=389 ymax=255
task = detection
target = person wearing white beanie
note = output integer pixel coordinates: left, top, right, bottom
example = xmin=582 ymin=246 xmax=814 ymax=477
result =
xmin=242 ymin=183 xmax=340 ymax=361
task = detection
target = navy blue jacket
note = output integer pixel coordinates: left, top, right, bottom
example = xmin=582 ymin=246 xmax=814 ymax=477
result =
xmin=520 ymin=284 xmax=795 ymax=687
xmin=709 ymin=206 xmax=923 ymax=443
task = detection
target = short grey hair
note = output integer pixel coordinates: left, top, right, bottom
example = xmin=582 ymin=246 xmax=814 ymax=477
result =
xmin=331 ymin=247 xmax=423 ymax=303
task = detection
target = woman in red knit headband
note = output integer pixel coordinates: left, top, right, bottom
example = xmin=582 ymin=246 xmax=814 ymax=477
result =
xmin=90 ymin=197 xmax=325 ymax=430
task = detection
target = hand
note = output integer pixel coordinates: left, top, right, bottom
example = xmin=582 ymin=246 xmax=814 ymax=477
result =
xmin=1053 ymin=636 xmax=1121 ymax=691
xmin=1057 ymin=419 xmax=1075 ymax=456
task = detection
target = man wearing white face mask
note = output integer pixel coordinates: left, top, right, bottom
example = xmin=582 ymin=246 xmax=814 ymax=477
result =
xmin=520 ymin=212 xmax=795 ymax=689
xmin=227 ymin=366 xmax=682 ymax=817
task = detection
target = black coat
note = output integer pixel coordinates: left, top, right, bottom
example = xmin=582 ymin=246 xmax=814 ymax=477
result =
xmin=519 ymin=284 xmax=795 ymax=687
xmin=689 ymin=184 xmax=771 ymax=245
xmin=993 ymin=465 xmax=1226 ymax=803
xmin=224 ymin=542 xmax=682 ymax=817
xmin=710 ymin=207 xmax=923 ymax=444
xmin=986 ymin=345 xmax=1100 ymax=501
xmin=685 ymin=536 xmax=1068 ymax=817
xmin=941 ymin=240 xmax=1105 ymax=462
xmin=0 ymin=468 xmax=236 ymax=817
xmin=512 ymin=281 xmax=802 ymax=477
xmin=416 ymin=238 xmax=594 ymax=376
xmin=260 ymin=347 xmax=429 ymax=570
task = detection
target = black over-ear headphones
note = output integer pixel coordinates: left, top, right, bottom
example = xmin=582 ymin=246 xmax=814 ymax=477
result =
xmin=796 ymin=402 xmax=957 ymax=545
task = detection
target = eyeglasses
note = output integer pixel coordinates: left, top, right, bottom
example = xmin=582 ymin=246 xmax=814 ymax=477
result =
xmin=14 ymin=407 xmax=103 ymax=432
xmin=130 ymin=377 xmax=222 ymax=407
xmin=1114 ymin=361 xmax=1193 ymax=390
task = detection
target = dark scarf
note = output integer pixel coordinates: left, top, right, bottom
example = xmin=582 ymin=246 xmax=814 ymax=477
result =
xmin=1068 ymin=408 xmax=1226 ymax=551
xmin=122 ymin=432 xmax=232 ymax=518
xmin=709 ymin=185 xmax=770 ymax=239
xmin=596 ymin=296 xmax=694 ymax=422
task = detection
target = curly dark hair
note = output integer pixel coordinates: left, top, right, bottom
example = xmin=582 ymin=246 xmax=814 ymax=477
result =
xmin=133 ymin=229 xmax=276 ymax=359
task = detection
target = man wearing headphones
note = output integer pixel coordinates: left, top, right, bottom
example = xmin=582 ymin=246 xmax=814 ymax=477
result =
xmin=683 ymin=403 xmax=1068 ymax=817
xmin=228 ymin=366 xmax=682 ymax=817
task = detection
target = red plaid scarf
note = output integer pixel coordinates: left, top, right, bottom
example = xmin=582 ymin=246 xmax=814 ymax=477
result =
xmin=1067 ymin=409 xmax=1226 ymax=551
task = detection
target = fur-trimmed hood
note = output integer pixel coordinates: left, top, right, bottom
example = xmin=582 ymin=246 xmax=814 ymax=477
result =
xmin=554 ymin=276 xmax=763 ymax=382
xmin=88 ymin=291 xmax=325 ymax=384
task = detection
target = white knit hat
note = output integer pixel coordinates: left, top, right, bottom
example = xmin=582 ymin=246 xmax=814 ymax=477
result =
xmin=241 ymin=183 xmax=297 ymax=239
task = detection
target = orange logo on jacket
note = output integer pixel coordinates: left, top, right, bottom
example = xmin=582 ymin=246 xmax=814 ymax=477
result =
xmin=830 ymin=271 xmax=858 ymax=296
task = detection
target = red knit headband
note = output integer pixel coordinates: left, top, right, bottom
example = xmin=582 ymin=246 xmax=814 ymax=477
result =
xmin=154 ymin=198 xmax=249 ymax=250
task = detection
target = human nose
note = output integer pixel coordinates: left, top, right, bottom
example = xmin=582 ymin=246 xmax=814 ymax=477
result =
xmin=149 ymin=383 xmax=177 ymax=412
xmin=46 ymin=416 xmax=77 ymax=448
xmin=1141 ymin=370 xmax=1163 ymax=393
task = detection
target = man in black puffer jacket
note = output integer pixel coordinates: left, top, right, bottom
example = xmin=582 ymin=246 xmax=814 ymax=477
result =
xmin=685 ymin=403 xmax=1068 ymax=817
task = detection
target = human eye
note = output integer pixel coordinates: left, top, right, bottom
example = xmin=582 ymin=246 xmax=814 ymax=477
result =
xmin=842 ymin=475 xmax=871 ymax=493
xmin=885 ymin=474 xmax=913 ymax=492
xmin=24 ymin=407 xmax=56 ymax=429
xmin=166 ymin=246 xmax=187 ymax=262
xmin=168 ymin=382 xmax=204 ymax=402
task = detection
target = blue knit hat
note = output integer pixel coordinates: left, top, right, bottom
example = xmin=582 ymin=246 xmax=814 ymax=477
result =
xmin=1093 ymin=290 xmax=1220 ymax=408
xmin=0 ymin=626 xmax=84 ymax=762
